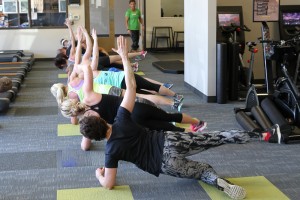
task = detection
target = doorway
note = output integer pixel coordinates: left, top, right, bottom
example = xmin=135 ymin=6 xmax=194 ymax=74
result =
xmin=85 ymin=0 xmax=145 ymax=51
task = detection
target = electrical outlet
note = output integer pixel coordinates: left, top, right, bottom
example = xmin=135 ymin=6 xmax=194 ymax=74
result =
xmin=73 ymin=15 xmax=80 ymax=20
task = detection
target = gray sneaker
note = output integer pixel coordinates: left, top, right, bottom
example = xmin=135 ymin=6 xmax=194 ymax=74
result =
xmin=174 ymin=94 xmax=184 ymax=103
xmin=216 ymin=178 xmax=246 ymax=200
xmin=268 ymin=124 xmax=282 ymax=144
xmin=172 ymin=99 xmax=183 ymax=112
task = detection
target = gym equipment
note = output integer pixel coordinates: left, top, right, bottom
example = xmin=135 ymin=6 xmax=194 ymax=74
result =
xmin=235 ymin=111 xmax=262 ymax=132
xmin=217 ymin=6 xmax=249 ymax=101
xmin=0 ymin=96 xmax=10 ymax=113
xmin=0 ymin=54 xmax=35 ymax=67
xmin=0 ymin=51 xmax=34 ymax=58
xmin=250 ymin=105 xmax=273 ymax=131
xmin=0 ymin=50 xmax=24 ymax=54
xmin=216 ymin=43 xmax=227 ymax=104
xmin=0 ymin=54 xmax=22 ymax=62
xmin=279 ymin=5 xmax=300 ymax=41
xmin=236 ymin=22 xmax=275 ymax=113
xmin=219 ymin=24 xmax=251 ymax=101
xmin=261 ymin=97 xmax=292 ymax=135
xmin=152 ymin=60 xmax=184 ymax=74
xmin=272 ymin=37 xmax=300 ymax=127
xmin=0 ymin=62 xmax=32 ymax=72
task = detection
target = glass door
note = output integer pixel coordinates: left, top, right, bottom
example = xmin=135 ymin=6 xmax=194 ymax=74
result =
xmin=85 ymin=0 xmax=114 ymax=51
xmin=85 ymin=0 xmax=144 ymax=51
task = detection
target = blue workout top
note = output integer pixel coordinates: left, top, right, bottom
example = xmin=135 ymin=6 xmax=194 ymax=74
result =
xmin=93 ymin=71 xmax=125 ymax=88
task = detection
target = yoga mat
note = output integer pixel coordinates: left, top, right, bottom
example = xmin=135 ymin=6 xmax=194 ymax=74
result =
xmin=199 ymin=176 xmax=289 ymax=200
xmin=57 ymin=185 xmax=134 ymax=200
xmin=57 ymin=124 xmax=81 ymax=136
xmin=175 ymin=118 xmax=198 ymax=129
xmin=135 ymin=71 xmax=145 ymax=76
xmin=152 ymin=60 xmax=184 ymax=74
xmin=58 ymin=74 xmax=68 ymax=78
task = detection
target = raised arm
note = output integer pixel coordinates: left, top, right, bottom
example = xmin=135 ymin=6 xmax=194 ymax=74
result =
xmin=81 ymin=26 xmax=93 ymax=64
xmin=90 ymin=28 xmax=99 ymax=71
xmin=76 ymin=62 xmax=101 ymax=106
xmin=65 ymin=18 xmax=76 ymax=60
xmin=112 ymin=36 xmax=136 ymax=112
xmin=74 ymin=26 xmax=83 ymax=66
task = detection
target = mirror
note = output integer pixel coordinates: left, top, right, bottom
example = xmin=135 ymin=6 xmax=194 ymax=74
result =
xmin=161 ymin=0 xmax=184 ymax=17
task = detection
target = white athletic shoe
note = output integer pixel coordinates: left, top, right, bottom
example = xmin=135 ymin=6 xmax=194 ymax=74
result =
xmin=217 ymin=178 xmax=246 ymax=200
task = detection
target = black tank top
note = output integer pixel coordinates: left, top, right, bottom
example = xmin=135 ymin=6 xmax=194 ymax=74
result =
xmin=90 ymin=94 xmax=123 ymax=124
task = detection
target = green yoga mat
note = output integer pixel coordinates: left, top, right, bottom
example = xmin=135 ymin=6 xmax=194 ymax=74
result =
xmin=135 ymin=71 xmax=145 ymax=76
xmin=200 ymin=176 xmax=289 ymax=200
xmin=58 ymin=74 xmax=68 ymax=78
xmin=57 ymin=124 xmax=81 ymax=136
xmin=175 ymin=118 xmax=199 ymax=130
xmin=57 ymin=185 xmax=133 ymax=200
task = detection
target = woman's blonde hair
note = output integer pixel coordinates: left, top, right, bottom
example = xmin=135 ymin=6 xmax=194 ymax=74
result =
xmin=60 ymin=98 xmax=86 ymax=118
xmin=50 ymin=83 xmax=67 ymax=106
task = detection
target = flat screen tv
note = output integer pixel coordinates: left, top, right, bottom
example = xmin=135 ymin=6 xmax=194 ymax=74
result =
xmin=282 ymin=12 xmax=300 ymax=26
xmin=253 ymin=0 xmax=280 ymax=22
xmin=218 ymin=13 xmax=240 ymax=27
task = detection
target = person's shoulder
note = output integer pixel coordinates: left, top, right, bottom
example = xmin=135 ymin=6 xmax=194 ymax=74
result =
xmin=125 ymin=9 xmax=131 ymax=14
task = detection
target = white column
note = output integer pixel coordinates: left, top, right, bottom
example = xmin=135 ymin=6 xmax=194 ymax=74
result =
xmin=184 ymin=0 xmax=216 ymax=101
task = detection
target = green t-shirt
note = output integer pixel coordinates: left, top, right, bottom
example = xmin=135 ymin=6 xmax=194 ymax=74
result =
xmin=125 ymin=8 xmax=141 ymax=30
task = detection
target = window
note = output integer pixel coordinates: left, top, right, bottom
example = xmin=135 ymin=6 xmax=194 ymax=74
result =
xmin=0 ymin=0 xmax=67 ymax=28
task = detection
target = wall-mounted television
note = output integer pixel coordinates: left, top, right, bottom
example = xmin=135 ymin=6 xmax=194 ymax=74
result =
xmin=282 ymin=12 xmax=300 ymax=26
xmin=218 ymin=13 xmax=240 ymax=27
xmin=253 ymin=0 xmax=280 ymax=22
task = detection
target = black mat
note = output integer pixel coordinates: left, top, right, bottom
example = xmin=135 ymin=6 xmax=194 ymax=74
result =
xmin=14 ymin=106 xmax=58 ymax=116
xmin=152 ymin=60 xmax=184 ymax=74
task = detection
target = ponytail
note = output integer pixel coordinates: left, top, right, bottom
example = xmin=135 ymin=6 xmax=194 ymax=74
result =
xmin=60 ymin=99 xmax=86 ymax=118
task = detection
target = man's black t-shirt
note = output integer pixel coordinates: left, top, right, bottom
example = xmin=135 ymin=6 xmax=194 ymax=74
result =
xmin=105 ymin=107 xmax=165 ymax=177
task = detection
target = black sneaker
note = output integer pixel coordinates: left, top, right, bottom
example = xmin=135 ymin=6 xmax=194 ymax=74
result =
xmin=268 ymin=124 xmax=282 ymax=144
xmin=216 ymin=178 xmax=246 ymax=200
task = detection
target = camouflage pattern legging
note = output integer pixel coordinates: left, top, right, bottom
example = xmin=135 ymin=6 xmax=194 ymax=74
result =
xmin=160 ymin=130 xmax=250 ymax=186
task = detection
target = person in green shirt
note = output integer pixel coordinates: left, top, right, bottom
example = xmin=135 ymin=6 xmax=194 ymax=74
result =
xmin=125 ymin=0 xmax=144 ymax=52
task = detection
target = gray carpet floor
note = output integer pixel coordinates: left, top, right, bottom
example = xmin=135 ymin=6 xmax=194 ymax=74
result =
xmin=0 ymin=52 xmax=300 ymax=200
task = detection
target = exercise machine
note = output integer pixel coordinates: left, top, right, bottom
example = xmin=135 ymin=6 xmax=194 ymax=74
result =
xmin=216 ymin=6 xmax=249 ymax=101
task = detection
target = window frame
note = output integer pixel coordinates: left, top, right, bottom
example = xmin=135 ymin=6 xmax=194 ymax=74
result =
xmin=0 ymin=0 xmax=68 ymax=29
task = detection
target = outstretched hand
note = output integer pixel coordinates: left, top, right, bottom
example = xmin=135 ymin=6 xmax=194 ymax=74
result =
xmin=76 ymin=26 xmax=83 ymax=42
xmin=64 ymin=18 xmax=71 ymax=27
xmin=112 ymin=36 xmax=128 ymax=59
xmin=91 ymin=28 xmax=97 ymax=40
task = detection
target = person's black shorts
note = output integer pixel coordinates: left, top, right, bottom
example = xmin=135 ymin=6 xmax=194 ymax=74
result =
xmin=97 ymin=56 xmax=110 ymax=70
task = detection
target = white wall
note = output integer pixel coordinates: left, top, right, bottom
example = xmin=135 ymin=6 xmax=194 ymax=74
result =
xmin=184 ymin=0 xmax=216 ymax=98
xmin=145 ymin=0 xmax=184 ymax=48
xmin=0 ymin=4 xmax=85 ymax=58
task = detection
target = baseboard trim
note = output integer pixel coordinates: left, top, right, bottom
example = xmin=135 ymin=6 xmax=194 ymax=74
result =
xmin=184 ymin=81 xmax=216 ymax=103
